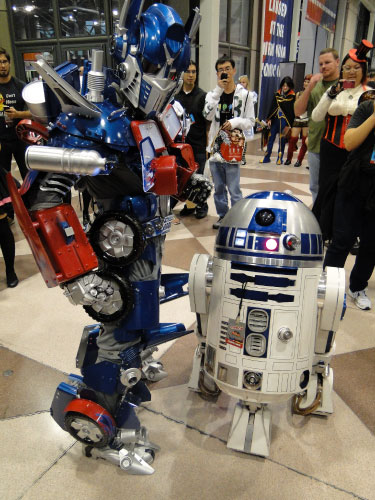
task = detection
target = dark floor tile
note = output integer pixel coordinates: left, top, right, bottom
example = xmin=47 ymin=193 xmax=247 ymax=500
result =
xmin=332 ymin=348 xmax=375 ymax=434
xmin=163 ymin=237 xmax=210 ymax=270
xmin=151 ymin=328 xmax=197 ymax=390
xmin=0 ymin=254 xmax=39 ymax=291
xmin=0 ymin=347 xmax=65 ymax=418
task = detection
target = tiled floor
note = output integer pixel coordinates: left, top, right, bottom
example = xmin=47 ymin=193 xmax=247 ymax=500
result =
xmin=1 ymin=137 xmax=374 ymax=500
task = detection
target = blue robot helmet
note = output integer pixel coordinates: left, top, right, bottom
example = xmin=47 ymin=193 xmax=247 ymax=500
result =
xmin=111 ymin=0 xmax=199 ymax=118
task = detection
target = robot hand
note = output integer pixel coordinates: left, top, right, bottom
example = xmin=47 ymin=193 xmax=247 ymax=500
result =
xmin=180 ymin=172 xmax=212 ymax=207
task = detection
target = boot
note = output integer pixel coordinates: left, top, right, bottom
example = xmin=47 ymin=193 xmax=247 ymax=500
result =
xmin=285 ymin=136 xmax=298 ymax=165
xmin=297 ymin=136 xmax=307 ymax=164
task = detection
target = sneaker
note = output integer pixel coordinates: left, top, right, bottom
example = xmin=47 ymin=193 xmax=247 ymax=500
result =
xmin=212 ymin=216 xmax=224 ymax=229
xmin=179 ymin=205 xmax=195 ymax=217
xmin=284 ymin=159 xmax=291 ymax=165
xmin=294 ymin=160 xmax=301 ymax=167
xmin=241 ymin=159 xmax=246 ymax=165
xmin=276 ymin=159 xmax=283 ymax=165
xmin=260 ymin=157 xmax=271 ymax=164
xmin=348 ymin=288 xmax=371 ymax=310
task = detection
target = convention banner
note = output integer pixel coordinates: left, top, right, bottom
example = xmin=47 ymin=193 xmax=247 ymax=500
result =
xmin=258 ymin=0 xmax=294 ymax=120
xmin=306 ymin=0 xmax=338 ymax=33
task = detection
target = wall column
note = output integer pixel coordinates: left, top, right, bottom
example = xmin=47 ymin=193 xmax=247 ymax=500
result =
xmin=198 ymin=0 xmax=220 ymax=92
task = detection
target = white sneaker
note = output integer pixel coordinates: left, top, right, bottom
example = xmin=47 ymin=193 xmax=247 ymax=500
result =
xmin=348 ymin=288 xmax=372 ymax=310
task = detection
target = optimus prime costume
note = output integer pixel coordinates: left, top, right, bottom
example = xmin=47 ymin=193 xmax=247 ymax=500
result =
xmin=7 ymin=1 xmax=211 ymax=475
xmin=188 ymin=192 xmax=345 ymax=457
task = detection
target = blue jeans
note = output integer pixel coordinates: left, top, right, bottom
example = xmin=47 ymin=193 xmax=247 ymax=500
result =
xmin=210 ymin=161 xmax=242 ymax=217
xmin=308 ymin=151 xmax=320 ymax=203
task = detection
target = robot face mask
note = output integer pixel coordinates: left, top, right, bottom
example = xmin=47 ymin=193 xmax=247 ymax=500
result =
xmin=111 ymin=1 xmax=200 ymax=117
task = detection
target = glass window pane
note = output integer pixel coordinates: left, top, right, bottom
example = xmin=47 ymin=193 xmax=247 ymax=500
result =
xmin=111 ymin=0 xmax=121 ymax=32
xmin=64 ymin=48 xmax=90 ymax=68
xmin=230 ymin=0 xmax=249 ymax=46
xmin=23 ymin=51 xmax=54 ymax=82
xmin=231 ymin=50 xmax=247 ymax=80
xmin=219 ymin=0 xmax=228 ymax=42
xmin=59 ymin=0 xmax=106 ymax=37
xmin=12 ymin=1 xmax=55 ymax=40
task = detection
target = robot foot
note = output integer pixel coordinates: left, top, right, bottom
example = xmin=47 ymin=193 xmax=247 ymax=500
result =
xmin=141 ymin=348 xmax=168 ymax=382
xmin=83 ymin=426 xmax=160 ymax=475
xmin=227 ymin=402 xmax=271 ymax=457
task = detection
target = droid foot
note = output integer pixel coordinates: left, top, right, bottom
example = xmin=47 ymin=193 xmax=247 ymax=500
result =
xmin=227 ymin=402 xmax=271 ymax=457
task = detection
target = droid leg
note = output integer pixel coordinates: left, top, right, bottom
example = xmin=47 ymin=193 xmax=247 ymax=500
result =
xmin=227 ymin=402 xmax=272 ymax=457
xmin=293 ymin=355 xmax=334 ymax=416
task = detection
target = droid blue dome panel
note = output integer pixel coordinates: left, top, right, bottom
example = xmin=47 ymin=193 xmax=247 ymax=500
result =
xmin=247 ymin=191 xmax=272 ymax=200
xmin=246 ymin=191 xmax=301 ymax=203
xmin=272 ymin=192 xmax=301 ymax=202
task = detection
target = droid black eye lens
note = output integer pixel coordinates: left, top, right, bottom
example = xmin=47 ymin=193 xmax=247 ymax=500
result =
xmin=255 ymin=209 xmax=275 ymax=226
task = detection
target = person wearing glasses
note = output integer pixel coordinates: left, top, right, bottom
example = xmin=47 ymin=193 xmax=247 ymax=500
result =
xmin=204 ymin=57 xmax=255 ymax=229
xmin=0 ymin=47 xmax=31 ymax=181
xmin=311 ymin=41 xmax=372 ymax=250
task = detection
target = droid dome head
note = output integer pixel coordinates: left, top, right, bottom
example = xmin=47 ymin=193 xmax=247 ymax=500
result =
xmin=111 ymin=0 xmax=200 ymax=118
xmin=215 ymin=191 xmax=323 ymax=268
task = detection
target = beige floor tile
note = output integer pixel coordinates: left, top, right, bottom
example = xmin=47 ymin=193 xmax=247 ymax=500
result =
xmin=0 ymin=412 xmax=75 ymax=500
xmin=19 ymin=409 xmax=358 ymax=500
xmin=147 ymin=386 xmax=374 ymax=500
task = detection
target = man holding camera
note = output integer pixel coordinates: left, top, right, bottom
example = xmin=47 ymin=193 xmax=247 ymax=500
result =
xmin=204 ymin=57 xmax=254 ymax=229
xmin=294 ymin=48 xmax=340 ymax=202
xmin=0 ymin=47 xmax=31 ymax=180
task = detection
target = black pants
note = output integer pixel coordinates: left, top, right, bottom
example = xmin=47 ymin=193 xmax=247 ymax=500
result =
xmin=0 ymin=139 xmax=28 ymax=180
xmin=324 ymin=184 xmax=375 ymax=292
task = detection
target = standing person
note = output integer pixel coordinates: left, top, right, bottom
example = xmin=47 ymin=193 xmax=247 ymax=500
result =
xmin=0 ymin=166 xmax=18 ymax=287
xmin=204 ymin=57 xmax=255 ymax=229
xmin=0 ymin=47 xmax=31 ymax=180
xmin=260 ymin=76 xmax=295 ymax=165
xmin=175 ymin=60 xmax=209 ymax=219
xmin=238 ymin=75 xmax=257 ymax=165
xmin=294 ymin=48 xmax=340 ymax=203
xmin=311 ymin=41 xmax=372 ymax=242
xmin=323 ymin=95 xmax=375 ymax=311
xmin=284 ymin=74 xmax=312 ymax=166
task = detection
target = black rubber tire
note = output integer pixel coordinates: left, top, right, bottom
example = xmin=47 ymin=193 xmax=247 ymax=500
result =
xmin=88 ymin=212 xmax=145 ymax=267
xmin=83 ymin=270 xmax=134 ymax=323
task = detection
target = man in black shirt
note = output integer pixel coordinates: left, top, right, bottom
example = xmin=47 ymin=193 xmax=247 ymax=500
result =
xmin=175 ymin=60 xmax=209 ymax=219
xmin=0 ymin=47 xmax=31 ymax=180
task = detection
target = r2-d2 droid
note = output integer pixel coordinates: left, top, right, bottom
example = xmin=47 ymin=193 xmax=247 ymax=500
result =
xmin=189 ymin=191 xmax=345 ymax=457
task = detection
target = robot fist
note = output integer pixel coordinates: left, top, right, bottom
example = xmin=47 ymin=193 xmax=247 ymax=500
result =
xmin=181 ymin=172 xmax=212 ymax=207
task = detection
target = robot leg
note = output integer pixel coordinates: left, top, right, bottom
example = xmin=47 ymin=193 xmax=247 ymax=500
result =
xmin=227 ymin=402 xmax=272 ymax=458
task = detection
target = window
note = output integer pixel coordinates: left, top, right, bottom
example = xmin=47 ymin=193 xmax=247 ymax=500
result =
xmin=219 ymin=0 xmax=252 ymax=80
xmin=58 ymin=0 xmax=106 ymax=38
xmin=12 ymin=0 xmax=55 ymax=40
